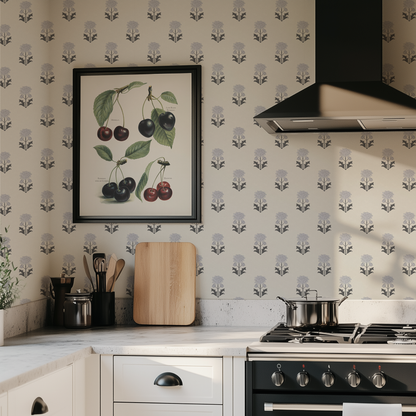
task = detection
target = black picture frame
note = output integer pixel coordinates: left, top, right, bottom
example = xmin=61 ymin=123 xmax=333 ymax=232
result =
xmin=73 ymin=65 xmax=201 ymax=223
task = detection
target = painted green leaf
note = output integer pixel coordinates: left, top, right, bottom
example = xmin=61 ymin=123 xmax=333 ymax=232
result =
xmin=135 ymin=159 xmax=157 ymax=202
xmin=93 ymin=90 xmax=116 ymax=126
xmin=126 ymin=81 xmax=146 ymax=91
xmin=94 ymin=145 xmax=113 ymax=161
xmin=151 ymin=108 xmax=175 ymax=148
xmin=125 ymin=140 xmax=151 ymax=160
xmin=160 ymin=91 xmax=178 ymax=104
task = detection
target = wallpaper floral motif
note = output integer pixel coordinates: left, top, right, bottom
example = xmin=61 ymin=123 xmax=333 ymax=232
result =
xmin=1 ymin=0 xmax=416 ymax=305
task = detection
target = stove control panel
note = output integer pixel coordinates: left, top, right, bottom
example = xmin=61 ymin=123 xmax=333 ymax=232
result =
xmin=251 ymin=359 xmax=416 ymax=393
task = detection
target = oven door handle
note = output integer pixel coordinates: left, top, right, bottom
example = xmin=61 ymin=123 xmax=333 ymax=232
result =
xmin=265 ymin=403 xmax=416 ymax=412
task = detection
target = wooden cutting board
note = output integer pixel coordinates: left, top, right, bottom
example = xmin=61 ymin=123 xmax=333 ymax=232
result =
xmin=133 ymin=242 xmax=196 ymax=325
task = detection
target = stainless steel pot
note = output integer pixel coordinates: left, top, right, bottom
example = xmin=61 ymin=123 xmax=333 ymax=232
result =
xmin=277 ymin=292 xmax=347 ymax=327
xmin=63 ymin=291 xmax=92 ymax=329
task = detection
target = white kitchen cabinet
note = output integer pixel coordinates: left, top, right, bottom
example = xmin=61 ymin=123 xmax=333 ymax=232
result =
xmin=102 ymin=354 xmax=245 ymax=416
xmin=73 ymin=354 xmax=100 ymax=416
xmin=114 ymin=403 xmax=223 ymax=416
xmin=0 ymin=393 xmax=7 ymax=416
xmin=114 ymin=356 xmax=222 ymax=404
xmin=8 ymin=365 xmax=72 ymax=416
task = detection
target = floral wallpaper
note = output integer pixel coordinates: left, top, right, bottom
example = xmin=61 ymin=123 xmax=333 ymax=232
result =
xmin=1 ymin=0 xmax=416 ymax=305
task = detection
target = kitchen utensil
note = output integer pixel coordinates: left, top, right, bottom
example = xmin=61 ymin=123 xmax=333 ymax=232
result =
xmin=63 ymin=290 xmax=92 ymax=329
xmin=276 ymin=290 xmax=348 ymax=328
xmin=92 ymin=253 xmax=105 ymax=291
xmin=94 ymin=257 xmax=106 ymax=292
xmin=83 ymin=255 xmax=95 ymax=292
xmin=109 ymin=259 xmax=124 ymax=292
xmin=133 ymin=242 xmax=196 ymax=325
xmin=106 ymin=254 xmax=117 ymax=292
xmin=50 ymin=276 xmax=75 ymax=326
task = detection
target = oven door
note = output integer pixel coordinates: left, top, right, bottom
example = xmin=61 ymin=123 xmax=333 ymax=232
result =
xmin=250 ymin=394 xmax=416 ymax=416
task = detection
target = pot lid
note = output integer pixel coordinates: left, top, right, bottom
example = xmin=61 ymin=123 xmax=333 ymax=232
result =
xmin=65 ymin=290 xmax=91 ymax=299
xmin=277 ymin=293 xmax=348 ymax=304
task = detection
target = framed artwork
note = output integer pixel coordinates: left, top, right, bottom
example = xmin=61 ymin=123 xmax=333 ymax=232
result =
xmin=72 ymin=65 xmax=201 ymax=223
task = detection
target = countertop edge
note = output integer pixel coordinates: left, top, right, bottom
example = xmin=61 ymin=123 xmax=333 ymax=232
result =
xmin=0 ymin=326 xmax=267 ymax=394
xmin=0 ymin=346 xmax=93 ymax=395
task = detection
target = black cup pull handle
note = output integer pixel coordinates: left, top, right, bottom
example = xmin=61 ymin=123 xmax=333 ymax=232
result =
xmin=154 ymin=372 xmax=183 ymax=387
xmin=31 ymin=396 xmax=49 ymax=414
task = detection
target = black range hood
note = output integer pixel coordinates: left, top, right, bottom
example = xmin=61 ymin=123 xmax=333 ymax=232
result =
xmin=255 ymin=0 xmax=416 ymax=134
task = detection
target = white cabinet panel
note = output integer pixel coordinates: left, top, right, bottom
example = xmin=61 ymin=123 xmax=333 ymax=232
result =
xmin=114 ymin=403 xmax=222 ymax=416
xmin=114 ymin=356 xmax=222 ymax=404
xmin=0 ymin=393 xmax=7 ymax=416
xmin=8 ymin=365 xmax=72 ymax=416
xmin=73 ymin=354 xmax=100 ymax=416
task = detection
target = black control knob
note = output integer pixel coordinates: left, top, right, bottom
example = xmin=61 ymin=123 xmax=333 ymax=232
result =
xmin=372 ymin=372 xmax=386 ymax=389
xmin=296 ymin=370 xmax=309 ymax=387
xmin=347 ymin=371 xmax=361 ymax=388
xmin=271 ymin=371 xmax=285 ymax=387
xmin=322 ymin=371 xmax=335 ymax=387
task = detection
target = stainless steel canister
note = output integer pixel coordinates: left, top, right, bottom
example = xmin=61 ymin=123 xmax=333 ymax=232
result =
xmin=63 ymin=291 xmax=92 ymax=328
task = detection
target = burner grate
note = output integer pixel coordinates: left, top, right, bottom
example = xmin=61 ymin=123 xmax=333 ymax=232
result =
xmin=260 ymin=323 xmax=416 ymax=344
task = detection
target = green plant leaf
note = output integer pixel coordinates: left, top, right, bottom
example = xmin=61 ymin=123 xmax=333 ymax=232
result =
xmin=126 ymin=81 xmax=146 ymax=91
xmin=93 ymin=145 xmax=113 ymax=161
xmin=151 ymin=108 xmax=175 ymax=148
xmin=160 ymin=91 xmax=178 ymax=104
xmin=93 ymin=90 xmax=116 ymax=126
xmin=124 ymin=140 xmax=151 ymax=160
xmin=135 ymin=159 xmax=157 ymax=201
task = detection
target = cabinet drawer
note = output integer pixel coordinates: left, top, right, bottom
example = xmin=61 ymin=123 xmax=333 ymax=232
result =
xmin=8 ymin=365 xmax=73 ymax=416
xmin=114 ymin=356 xmax=222 ymax=404
xmin=114 ymin=403 xmax=222 ymax=416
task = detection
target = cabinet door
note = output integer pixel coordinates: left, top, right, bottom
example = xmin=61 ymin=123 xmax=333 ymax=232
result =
xmin=114 ymin=403 xmax=222 ymax=416
xmin=114 ymin=356 xmax=222 ymax=404
xmin=0 ymin=393 xmax=7 ymax=416
xmin=8 ymin=365 xmax=72 ymax=416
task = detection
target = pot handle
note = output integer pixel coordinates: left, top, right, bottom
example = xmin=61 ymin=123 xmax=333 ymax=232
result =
xmin=338 ymin=296 xmax=348 ymax=306
xmin=276 ymin=296 xmax=297 ymax=310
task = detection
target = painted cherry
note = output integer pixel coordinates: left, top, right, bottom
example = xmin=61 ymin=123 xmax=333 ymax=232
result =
xmin=157 ymin=181 xmax=170 ymax=191
xmin=102 ymin=182 xmax=117 ymax=198
xmin=144 ymin=188 xmax=158 ymax=202
xmin=158 ymin=112 xmax=176 ymax=131
xmin=119 ymin=177 xmax=136 ymax=193
xmin=158 ymin=186 xmax=173 ymax=201
xmin=114 ymin=126 xmax=129 ymax=141
xmin=114 ymin=187 xmax=130 ymax=202
xmin=138 ymin=119 xmax=155 ymax=138
xmin=97 ymin=126 xmax=113 ymax=141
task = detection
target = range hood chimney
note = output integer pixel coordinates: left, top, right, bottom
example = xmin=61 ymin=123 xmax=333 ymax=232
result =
xmin=255 ymin=0 xmax=416 ymax=134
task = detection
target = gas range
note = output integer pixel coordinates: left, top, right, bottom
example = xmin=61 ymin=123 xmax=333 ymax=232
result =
xmin=259 ymin=322 xmax=416 ymax=344
xmin=246 ymin=323 xmax=416 ymax=415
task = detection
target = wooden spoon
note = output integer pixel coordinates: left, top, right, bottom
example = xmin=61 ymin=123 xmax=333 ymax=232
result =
xmin=110 ymin=259 xmax=125 ymax=292
xmin=106 ymin=254 xmax=117 ymax=292
xmin=83 ymin=255 xmax=95 ymax=291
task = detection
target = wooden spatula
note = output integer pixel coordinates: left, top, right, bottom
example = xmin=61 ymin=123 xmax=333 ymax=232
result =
xmin=110 ymin=259 xmax=125 ymax=292
xmin=106 ymin=254 xmax=117 ymax=292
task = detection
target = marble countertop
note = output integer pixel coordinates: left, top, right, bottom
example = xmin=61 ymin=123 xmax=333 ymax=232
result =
xmin=0 ymin=325 xmax=268 ymax=394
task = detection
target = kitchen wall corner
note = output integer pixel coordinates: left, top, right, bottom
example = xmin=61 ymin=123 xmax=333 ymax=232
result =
xmin=4 ymin=299 xmax=48 ymax=339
